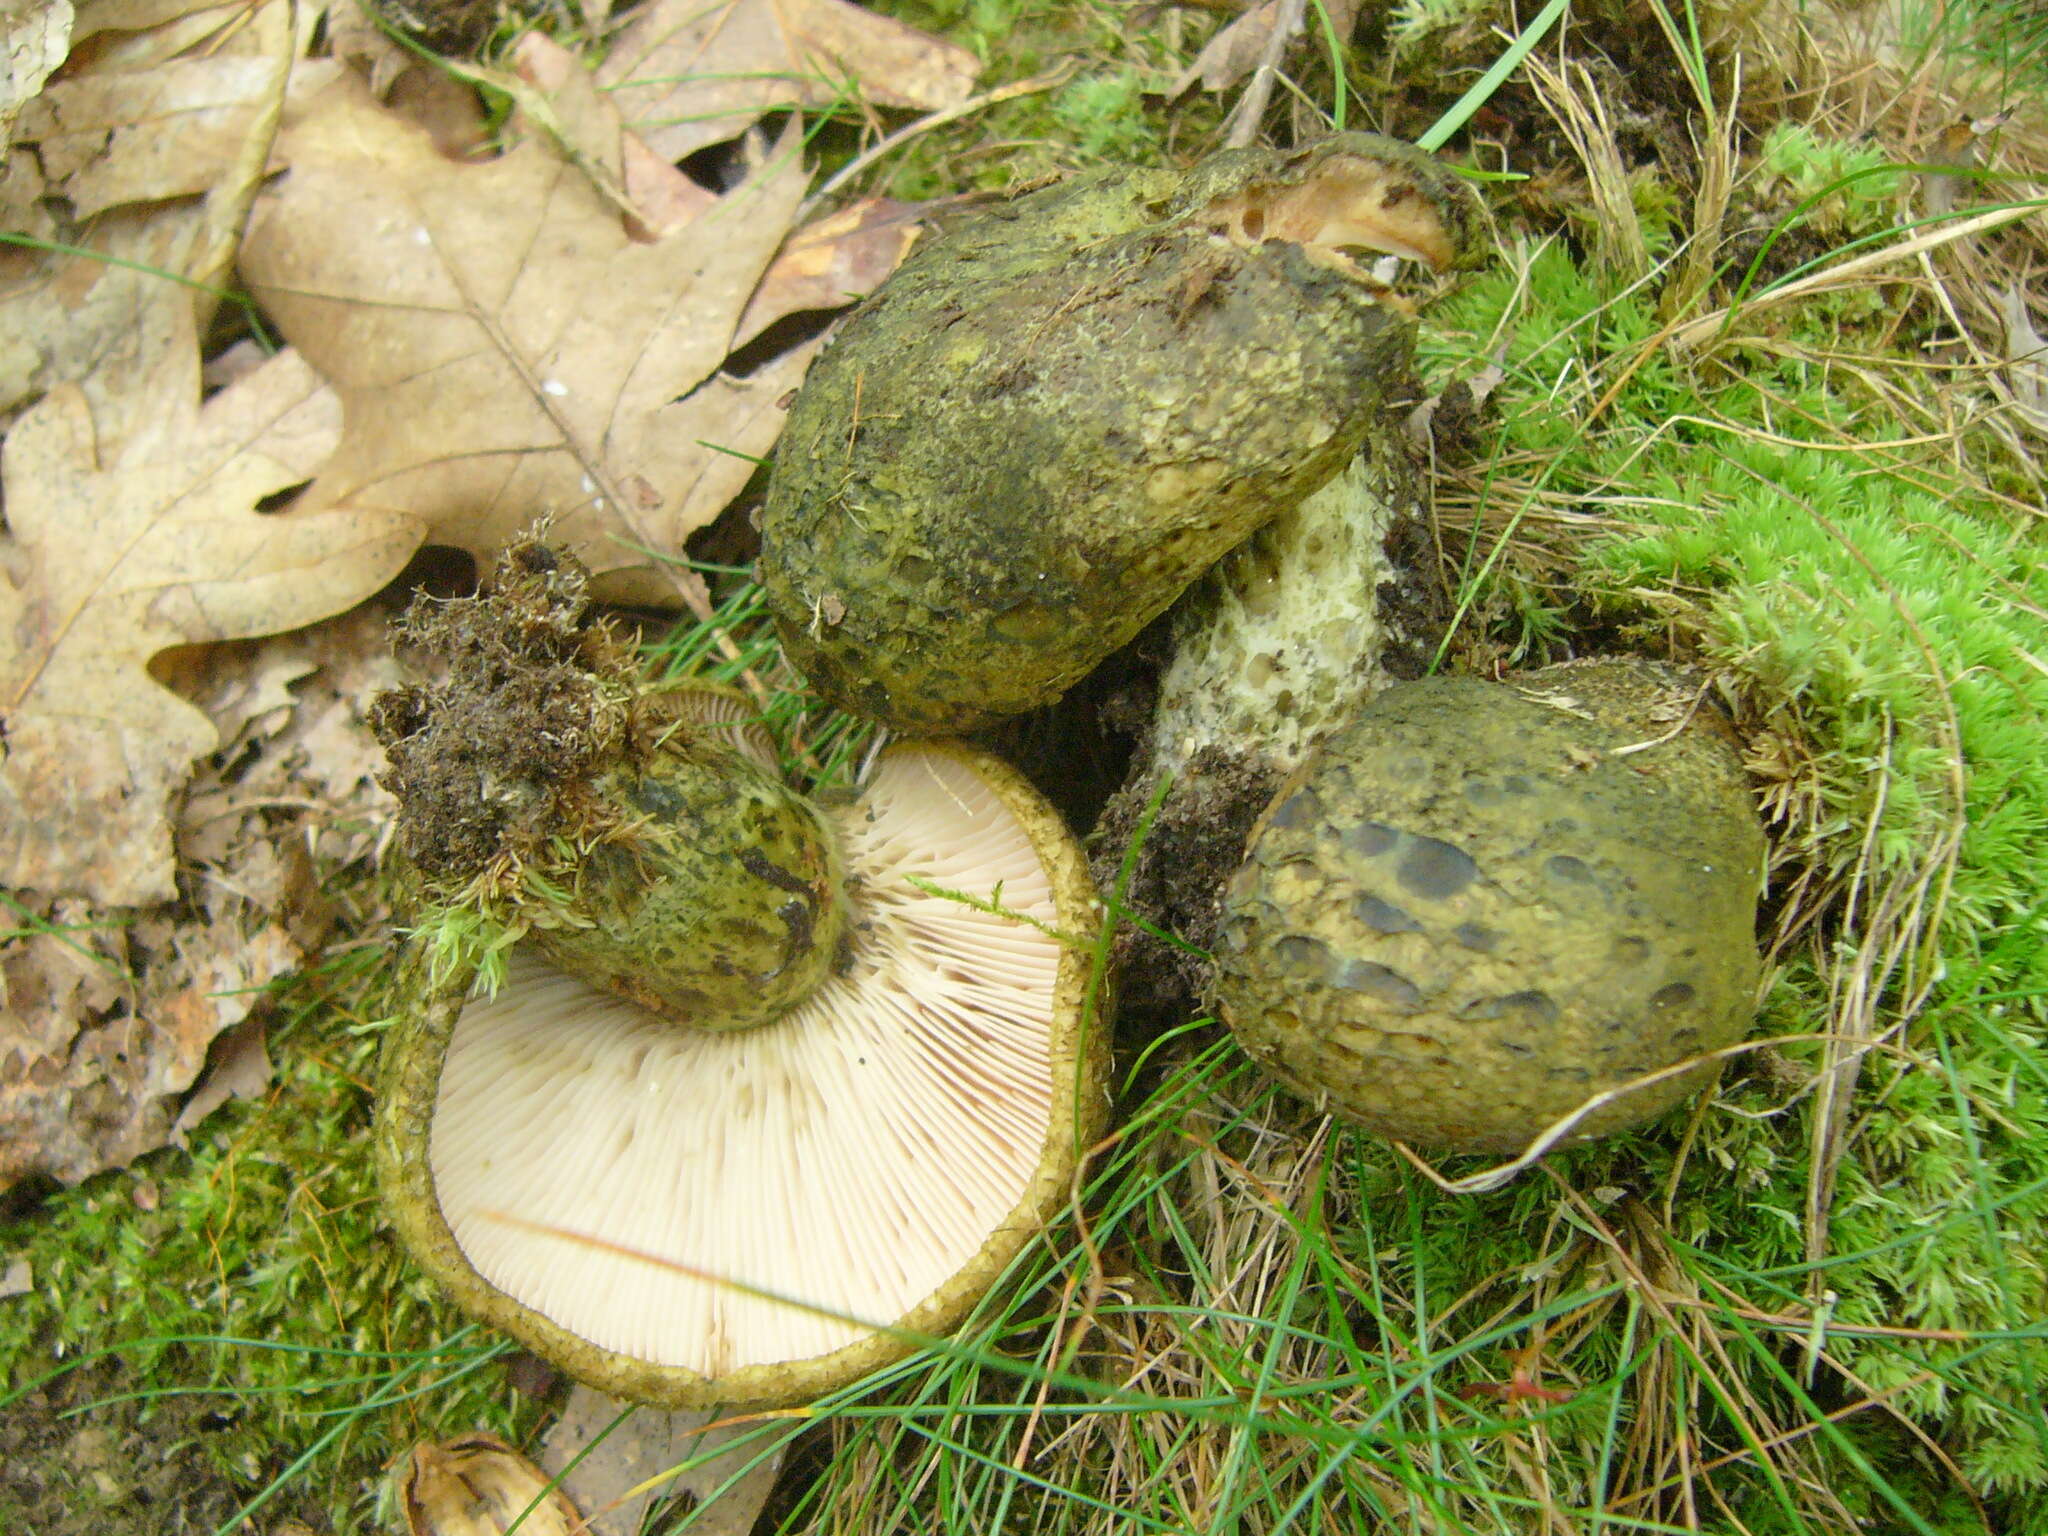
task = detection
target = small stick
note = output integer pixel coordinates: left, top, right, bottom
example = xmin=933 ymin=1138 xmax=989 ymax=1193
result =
xmin=1223 ymin=0 xmax=1307 ymax=149
xmin=798 ymin=66 xmax=1077 ymax=221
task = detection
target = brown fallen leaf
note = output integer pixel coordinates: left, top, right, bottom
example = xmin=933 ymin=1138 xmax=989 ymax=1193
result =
xmin=0 ymin=201 xmax=201 ymax=422
xmin=0 ymin=881 xmax=301 ymax=1187
xmin=596 ymin=0 xmax=978 ymax=164
xmin=539 ymin=1385 xmax=784 ymax=1536
xmin=733 ymin=193 xmax=921 ymax=347
xmin=0 ymin=608 xmax=398 ymax=1189
xmin=1170 ymin=0 xmax=1285 ymax=97
xmin=241 ymin=72 xmax=901 ymax=605
xmin=505 ymin=30 xmax=715 ymax=240
xmin=13 ymin=54 xmax=341 ymax=217
xmin=0 ymin=286 xmax=418 ymax=905
xmin=402 ymin=1433 xmax=581 ymax=1536
xmin=169 ymin=1014 xmax=271 ymax=1145
xmin=1168 ymin=0 xmax=1357 ymax=119
xmin=0 ymin=140 xmax=53 ymax=240
xmin=167 ymin=602 xmax=404 ymax=903
xmin=2002 ymin=282 xmax=2047 ymax=438
xmin=67 ymin=0 xmax=254 ymax=71
xmin=71 ymin=0 xmax=225 ymax=36
xmin=3 ymin=0 xmax=73 ymax=143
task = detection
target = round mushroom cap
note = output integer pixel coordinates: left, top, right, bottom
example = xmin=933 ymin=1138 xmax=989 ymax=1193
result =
xmin=1212 ymin=660 xmax=1766 ymax=1155
xmin=376 ymin=742 xmax=1106 ymax=1407
xmin=758 ymin=133 xmax=1485 ymax=735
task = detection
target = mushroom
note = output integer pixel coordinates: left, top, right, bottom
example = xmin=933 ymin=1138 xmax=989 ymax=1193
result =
xmin=371 ymin=537 xmax=1106 ymax=1407
xmin=757 ymin=132 xmax=1488 ymax=736
xmin=1210 ymin=660 xmax=1766 ymax=1155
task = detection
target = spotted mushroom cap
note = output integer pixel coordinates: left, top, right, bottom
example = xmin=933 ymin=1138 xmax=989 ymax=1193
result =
xmin=1212 ymin=660 xmax=1766 ymax=1155
xmin=375 ymin=741 xmax=1107 ymax=1408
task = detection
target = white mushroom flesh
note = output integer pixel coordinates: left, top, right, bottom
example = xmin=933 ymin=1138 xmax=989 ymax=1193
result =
xmin=428 ymin=746 xmax=1070 ymax=1377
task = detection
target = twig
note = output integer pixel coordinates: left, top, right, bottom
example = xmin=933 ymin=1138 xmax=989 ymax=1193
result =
xmin=1223 ymin=0 xmax=1306 ymax=149
xmin=798 ymin=65 xmax=1077 ymax=223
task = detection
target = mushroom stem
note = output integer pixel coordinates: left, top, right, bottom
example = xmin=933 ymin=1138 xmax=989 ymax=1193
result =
xmin=371 ymin=532 xmax=849 ymax=1030
xmin=1151 ymin=424 xmax=1422 ymax=784
xmin=1080 ymin=139 xmax=1491 ymax=1012
xmin=1092 ymin=422 xmax=1435 ymax=1011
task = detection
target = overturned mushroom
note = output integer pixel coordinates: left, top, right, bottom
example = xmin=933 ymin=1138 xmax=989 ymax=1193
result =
xmin=758 ymin=133 xmax=1487 ymax=736
xmin=372 ymin=538 xmax=1106 ymax=1407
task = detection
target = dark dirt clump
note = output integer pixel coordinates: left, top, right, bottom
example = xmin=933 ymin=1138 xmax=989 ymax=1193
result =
xmin=1090 ymin=745 xmax=1283 ymax=1022
xmin=369 ymin=532 xmax=639 ymax=883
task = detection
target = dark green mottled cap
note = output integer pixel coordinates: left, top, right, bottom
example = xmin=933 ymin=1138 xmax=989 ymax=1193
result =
xmin=1213 ymin=660 xmax=1765 ymax=1155
xmin=759 ymin=135 xmax=1488 ymax=733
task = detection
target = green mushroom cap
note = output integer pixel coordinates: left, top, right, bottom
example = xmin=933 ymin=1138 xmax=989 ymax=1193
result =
xmin=376 ymin=742 xmax=1108 ymax=1408
xmin=759 ymin=133 xmax=1487 ymax=734
xmin=1212 ymin=660 xmax=1767 ymax=1156
xmin=368 ymin=535 xmax=847 ymax=1030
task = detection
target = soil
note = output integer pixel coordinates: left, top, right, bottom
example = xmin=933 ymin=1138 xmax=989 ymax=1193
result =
xmin=0 ymin=1350 xmax=323 ymax=1536
xmin=370 ymin=533 xmax=637 ymax=883
xmin=1091 ymin=743 xmax=1284 ymax=1021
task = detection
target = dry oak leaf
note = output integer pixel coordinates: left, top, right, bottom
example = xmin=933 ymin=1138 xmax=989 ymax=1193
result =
xmin=0 ymin=297 xmax=418 ymax=905
xmin=3 ymin=0 xmax=73 ymax=144
xmin=14 ymin=54 xmax=342 ymax=218
xmin=597 ymin=0 xmax=978 ymax=165
xmin=0 ymin=884 xmax=300 ymax=1189
xmin=1 ymin=202 xmax=203 ymax=419
xmin=242 ymin=77 xmax=834 ymax=604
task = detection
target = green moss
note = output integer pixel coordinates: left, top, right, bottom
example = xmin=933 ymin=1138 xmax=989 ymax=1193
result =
xmin=1751 ymin=122 xmax=1905 ymax=239
xmin=0 ymin=952 xmax=535 ymax=1534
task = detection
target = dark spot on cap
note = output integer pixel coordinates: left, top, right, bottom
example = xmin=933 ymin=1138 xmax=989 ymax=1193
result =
xmin=1650 ymin=982 xmax=1697 ymax=1012
xmin=1612 ymin=935 xmax=1651 ymax=964
xmin=628 ymin=775 xmax=686 ymax=817
xmin=1267 ymin=789 xmax=1323 ymax=830
xmin=1454 ymin=922 xmax=1502 ymax=952
xmin=1460 ymin=990 xmax=1558 ymax=1025
xmin=1274 ymin=934 xmax=1333 ymax=976
xmin=1502 ymin=775 xmax=1534 ymax=795
xmin=1546 ymin=855 xmax=1592 ymax=884
xmin=1337 ymin=959 xmax=1423 ymax=1010
xmin=1353 ymin=895 xmax=1421 ymax=933
xmin=1397 ymin=835 xmax=1478 ymax=899
xmin=1341 ymin=820 xmax=1399 ymax=858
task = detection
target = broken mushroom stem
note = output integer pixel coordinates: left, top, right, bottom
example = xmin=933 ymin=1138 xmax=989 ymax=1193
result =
xmin=369 ymin=532 xmax=848 ymax=1030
